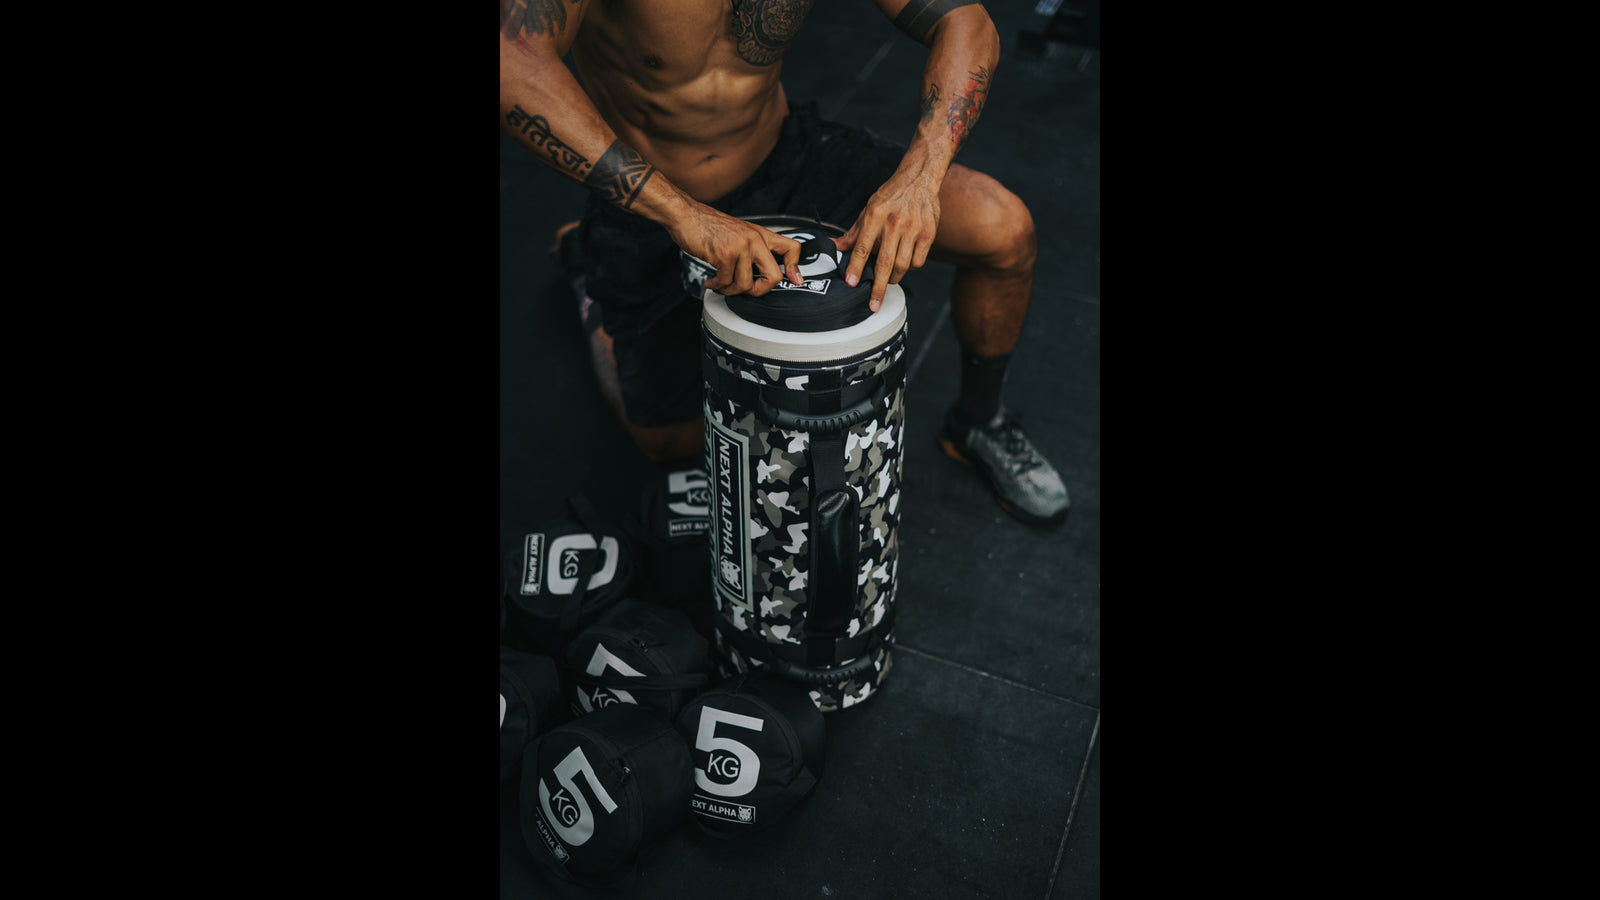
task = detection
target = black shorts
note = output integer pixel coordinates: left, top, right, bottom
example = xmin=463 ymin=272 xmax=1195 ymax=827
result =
xmin=578 ymin=101 xmax=905 ymax=427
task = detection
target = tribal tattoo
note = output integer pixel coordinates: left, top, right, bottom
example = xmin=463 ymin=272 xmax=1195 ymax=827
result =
xmin=500 ymin=0 xmax=578 ymax=41
xmin=891 ymin=0 xmax=980 ymax=45
xmin=584 ymin=141 xmax=657 ymax=209
xmin=504 ymin=104 xmax=592 ymax=178
xmin=730 ymin=0 xmax=816 ymax=66
xmin=946 ymin=65 xmax=990 ymax=153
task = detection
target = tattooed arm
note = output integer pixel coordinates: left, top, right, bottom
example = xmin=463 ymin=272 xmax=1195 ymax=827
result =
xmin=498 ymin=0 xmax=802 ymax=296
xmin=835 ymin=0 xmax=999 ymax=310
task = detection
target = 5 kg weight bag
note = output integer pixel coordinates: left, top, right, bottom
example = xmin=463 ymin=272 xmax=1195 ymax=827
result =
xmin=674 ymin=671 xmax=825 ymax=837
xmin=629 ymin=466 xmax=714 ymax=639
xmin=565 ymin=599 xmax=712 ymax=721
xmin=521 ymin=703 xmax=692 ymax=879
xmin=503 ymin=493 xmax=635 ymax=660
xmin=501 ymin=645 xmax=568 ymax=786
xmin=696 ymin=215 xmax=904 ymax=712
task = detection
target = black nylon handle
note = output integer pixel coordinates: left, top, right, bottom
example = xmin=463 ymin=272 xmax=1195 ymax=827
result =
xmin=808 ymin=487 xmax=858 ymax=639
xmin=756 ymin=381 xmax=886 ymax=434
xmin=766 ymin=651 xmax=877 ymax=685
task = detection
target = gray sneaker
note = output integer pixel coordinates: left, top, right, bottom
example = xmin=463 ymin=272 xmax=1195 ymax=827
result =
xmin=938 ymin=408 xmax=1069 ymax=525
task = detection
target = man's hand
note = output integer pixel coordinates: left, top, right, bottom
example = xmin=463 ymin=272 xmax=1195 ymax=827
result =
xmin=835 ymin=168 xmax=942 ymax=312
xmin=668 ymin=207 xmax=804 ymax=298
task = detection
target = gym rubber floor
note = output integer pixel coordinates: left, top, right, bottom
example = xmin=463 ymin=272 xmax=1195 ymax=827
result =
xmin=500 ymin=4 xmax=1099 ymax=897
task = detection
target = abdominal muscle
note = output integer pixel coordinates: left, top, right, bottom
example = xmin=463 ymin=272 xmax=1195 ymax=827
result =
xmin=570 ymin=6 xmax=792 ymax=204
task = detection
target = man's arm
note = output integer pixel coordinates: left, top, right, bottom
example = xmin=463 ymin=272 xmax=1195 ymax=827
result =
xmin=498 ymin=1 xmax=801 ymax=295
xmin=835 ymin=0 xmax=1000 ymax=310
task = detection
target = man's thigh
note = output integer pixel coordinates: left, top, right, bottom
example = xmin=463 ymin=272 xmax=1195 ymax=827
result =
xmin=610 ymin=296 xmax=705 ymax=428
xmin=930 ymin=164 xmax=1034 ymax=269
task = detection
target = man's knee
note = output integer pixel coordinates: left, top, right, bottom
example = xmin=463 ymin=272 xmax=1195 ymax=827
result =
xmin=939 ymin=173 xmax=1037 ymax=275
xmin=981 ymin=189 xmax=1036 ymax=275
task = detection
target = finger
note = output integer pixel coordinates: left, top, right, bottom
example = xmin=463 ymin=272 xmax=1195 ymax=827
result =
xmin=911 ymin=235 xmax=933 ymax=270
xmin=705 ymin=263 xmax=731 ymax=293
xmin=846 ymin=221 xmax=880 ymax=288
xmin=835 ymin=220 xmax=860 ymax=253
xmin=870 ymin=236 xmax=899 ymax=312
xmin=767 ymin=233 xmax=803 ymax=284
xmin=750 ymin=241 xmax=782 ymax=297
xmin=730 ymin=249 xmax=755 ymax=296
xmin=892 ymin=236 xmax=916 ymax=285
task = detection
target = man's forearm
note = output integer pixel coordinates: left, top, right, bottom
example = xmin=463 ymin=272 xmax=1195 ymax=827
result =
xmin=898 ymin=4 xmax=1000 ymax=185
xmin=498 ymin=24 xmax=696 ymax=226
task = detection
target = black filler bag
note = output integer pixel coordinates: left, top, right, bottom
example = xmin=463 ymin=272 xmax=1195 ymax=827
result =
xmin=521 ymin=703 xmax=692 ymax=880
xmin=501 ymin=645 xmax=568 ymax=786
xmin=629 ymin=465 xmax=715 ymax=641
xmin=503 ymin=493 xmax=636 ymax=660
xmin=565 ymin=599 xmax=713 ymax=722
xmin=673 ymin=671 xmax=825 ymax=838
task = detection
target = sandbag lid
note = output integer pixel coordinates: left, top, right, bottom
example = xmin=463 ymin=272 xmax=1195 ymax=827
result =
xmin=703 ymin=279 xmax=905 ymax=363
xmin=694 ymin=218 xmax=907 ymax=362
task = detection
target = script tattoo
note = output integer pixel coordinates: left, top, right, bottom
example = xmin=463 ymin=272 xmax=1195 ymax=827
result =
xmin=947 ymin=65 xmax=990 ymax=152
xmin=891 ymin=0 xmax=980 ymax=45
xmin=584 ymin=141 xmax=656 ymax=209
xmin=920 ymin=83 xmax=941 ymax=124
xmin=731 ymin=0 xmax=816 ymax=66
xmin=500 ymin=0 xmax=577 ymax=41
xmin=505 ymin=104 xmax=592 ymax=177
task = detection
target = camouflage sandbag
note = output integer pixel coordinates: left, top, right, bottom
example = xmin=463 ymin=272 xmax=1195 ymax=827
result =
xmin=695 ymin=215 xmax=905 ymax=712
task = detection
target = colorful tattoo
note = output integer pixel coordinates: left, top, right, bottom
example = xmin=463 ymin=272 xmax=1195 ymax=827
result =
xmin=584 ymin=141 xmax=657 ymax=209
xmin=731 ymin=0 xmax=817 ymax=66
xmin=946 ymin=65 xmax=990 ymax=152
xmin=891 ymin=0 xmax=980 ymax=45
xmin=500 ymin=0 xmax=578 ymax=41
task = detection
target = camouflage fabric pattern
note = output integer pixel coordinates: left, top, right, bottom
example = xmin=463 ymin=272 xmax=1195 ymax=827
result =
xmin=703 ymin=328 xmax=906 ymax=712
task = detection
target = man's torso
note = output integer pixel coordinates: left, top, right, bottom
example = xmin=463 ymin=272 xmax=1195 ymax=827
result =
xmin=572 ymin=0 xmax=819 ymax=201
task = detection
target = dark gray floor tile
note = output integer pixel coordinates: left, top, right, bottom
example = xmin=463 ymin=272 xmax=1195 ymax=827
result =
xmin=1049 ymin=723 xmax=1099 ymax=900
xmin=885 ymin=265 xmax=1099 ymax=706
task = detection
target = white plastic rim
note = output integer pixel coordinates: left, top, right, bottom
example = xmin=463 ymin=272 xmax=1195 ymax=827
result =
xmin=702 ymin=282 xmax=907 ymax=363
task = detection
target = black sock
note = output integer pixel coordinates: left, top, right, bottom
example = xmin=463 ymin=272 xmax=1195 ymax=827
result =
xmin=952 ymin=351 xmax=1010 ymax=428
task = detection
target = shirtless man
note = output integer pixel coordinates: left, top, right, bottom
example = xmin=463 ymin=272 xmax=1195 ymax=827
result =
xmin=499 ymin=0 xmax=1069 ymax=525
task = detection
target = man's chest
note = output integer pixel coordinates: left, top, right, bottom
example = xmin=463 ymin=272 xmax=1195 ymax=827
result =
xmin=729 ymin=0 xmax=819 ymax=66
xmin=585 ymin=0 xmax=818 ymax=70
